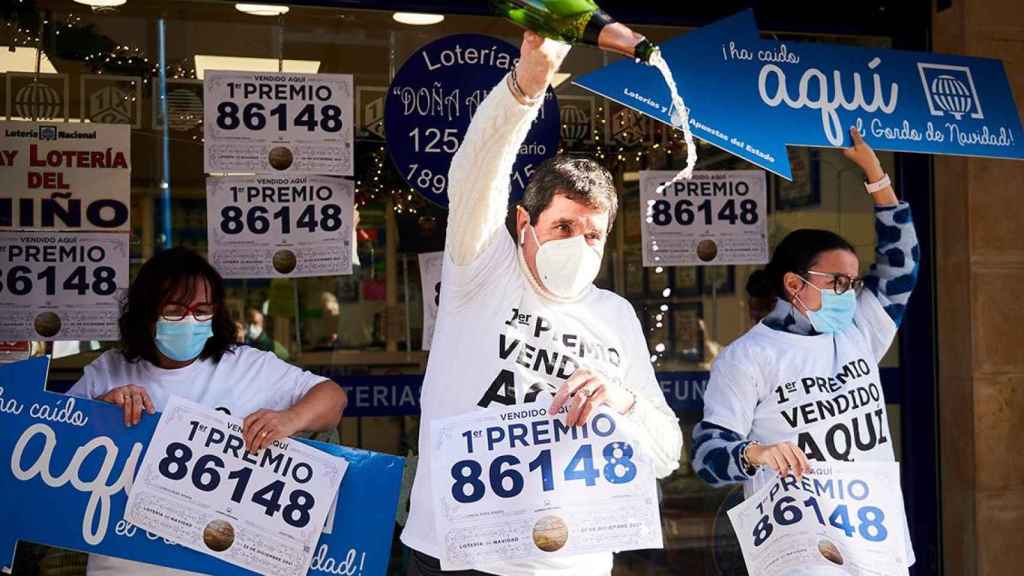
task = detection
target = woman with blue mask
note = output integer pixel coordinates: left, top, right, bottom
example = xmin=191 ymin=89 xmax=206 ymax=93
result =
xmin=692 ymin=128 xmax=920 ymax=566
xmin=68 ymin=246 xmax=347 ymax=576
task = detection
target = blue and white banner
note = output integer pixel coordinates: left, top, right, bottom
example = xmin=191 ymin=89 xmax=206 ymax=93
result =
xmin=385 ymin=34 xmax=560 ymax=207
xmin=0 ymin=358 xmax=403 ymax=576
xmin=575 ymin=10 xmax=1024 ymax=179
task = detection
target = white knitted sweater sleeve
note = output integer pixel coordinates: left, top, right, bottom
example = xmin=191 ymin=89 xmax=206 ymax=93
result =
xmin=445 ymin=73 xmax=543 ymax=265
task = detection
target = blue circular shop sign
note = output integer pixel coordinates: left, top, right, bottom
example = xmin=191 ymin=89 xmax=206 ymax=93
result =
xmin=385 ymin=34 xmax=560 ymax=208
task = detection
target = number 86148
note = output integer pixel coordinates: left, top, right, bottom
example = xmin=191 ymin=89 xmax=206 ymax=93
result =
xmin=450 ymin=441 xmax=638 ymax=504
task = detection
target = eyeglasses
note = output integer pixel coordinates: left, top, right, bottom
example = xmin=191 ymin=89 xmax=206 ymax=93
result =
xmin=161 ymin=303 xmax=216 ymax=322
xmin=804 ymin=270 xmax=864 ymax=295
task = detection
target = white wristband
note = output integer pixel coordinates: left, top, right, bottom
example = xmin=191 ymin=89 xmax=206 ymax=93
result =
xmin=864 ymin=173 xmax=891 ymax=194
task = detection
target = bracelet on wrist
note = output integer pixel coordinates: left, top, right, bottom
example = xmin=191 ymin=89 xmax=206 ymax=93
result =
xmin=864 ymin=173 xmax=891 ymax=195
xmin=740 ymin=440 xmax=760 ymax=473
xmin=508 ymin=67 xmax=544 ymax=107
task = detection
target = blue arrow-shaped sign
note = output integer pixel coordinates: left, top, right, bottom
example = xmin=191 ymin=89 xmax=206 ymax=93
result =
xmin=0 ymin=357 xmax=403 ymax=575
xmin=575 ymin=10 xmax=1024 ymax=179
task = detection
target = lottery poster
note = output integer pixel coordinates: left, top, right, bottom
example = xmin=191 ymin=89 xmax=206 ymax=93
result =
xmin=431 ymin=405 xmax=663 ymax=570
xmin=728 ymin=462 xmax=911 ymax=576
xmin=204 ymin=71 xmax=353 ymax=175
xmin=640 ymin=170 xmax=768 ymax=267
xmin=206 ymin=175 xmax=354 ymax=278
xmin=126 ymin=396 xmax=348 ymax=576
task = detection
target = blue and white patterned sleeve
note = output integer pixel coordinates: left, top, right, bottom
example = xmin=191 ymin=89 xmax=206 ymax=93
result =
xmin=863 ymin=201 xmax=919 ymax=327
xmin=691 ymin=421 xmax=756 ymax=487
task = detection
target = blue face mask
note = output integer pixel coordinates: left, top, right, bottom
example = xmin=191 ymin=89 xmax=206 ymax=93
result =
xmin=155 ymin=318 xmax=213 ymax=362
xmin=797 ymin=277 xmax=857 ymax=334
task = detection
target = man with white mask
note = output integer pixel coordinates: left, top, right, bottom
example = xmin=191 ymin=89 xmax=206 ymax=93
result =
xmin=401 ymin=31 xmax=684 ymax=576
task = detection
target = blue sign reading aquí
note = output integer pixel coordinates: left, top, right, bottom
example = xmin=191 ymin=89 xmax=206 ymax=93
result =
xmin=575 ymin=10 xmax=1024 ymax=179
xmin=0 ymin=357 xmax=403 ymax=576
xmin=385 ymin=34 xmax=560 ymax=207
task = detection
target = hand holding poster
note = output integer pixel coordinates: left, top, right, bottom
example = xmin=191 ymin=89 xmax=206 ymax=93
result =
xmin=0 ymin=231 xmax=128 ymax=340
xmin=640 ymin=170 xmax=768 ymax=267
xmin=126 ymin=396 xmax=348 ymax=576
xmin=431 ymin=405 xmax=663 ymax=570
xmin=727 ymin=462 xmax=910 ymax=576
xmin=207 ymin=175 xmax=354 ymax=278
xmin=204 ymin=71 xmax=354 ymax=175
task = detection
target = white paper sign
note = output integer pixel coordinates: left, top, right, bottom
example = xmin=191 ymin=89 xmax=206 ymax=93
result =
xmin=431 ymin=405 xmax=663 ymax=570
xmin=126 ymin=396 xmax=348 ymax=576
xmin=418 ymin=251 xmax=443 ymax=351
xmin=0 ymin=231 xmax=127 ymax=340
xmin=0 ymin=121 xmax=131 ymax=231
xmin=727 ymin=462 xmax=910 ymax=576
xmin=204 ymin=71 xmax=353 ymax=175
xmin=206 ymin=175 xmax=354 ymax=278
xmin=640 ymin=170 xmax=768 ymax=267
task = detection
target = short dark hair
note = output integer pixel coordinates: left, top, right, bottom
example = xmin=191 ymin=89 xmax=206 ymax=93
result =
xmin=119 ymin=246 xmax=236 ymax=364
xmin=506 ymin=155 xmax=618 ymax=237
xmin=765 ymin=229 xmax=857 ymax=302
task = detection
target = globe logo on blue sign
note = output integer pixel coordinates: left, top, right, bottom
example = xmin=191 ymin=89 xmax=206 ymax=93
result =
xmin=931 ymin=75 xmax=972 ymax=119
xmin=918 ymin=63 xmax=984 ymax=121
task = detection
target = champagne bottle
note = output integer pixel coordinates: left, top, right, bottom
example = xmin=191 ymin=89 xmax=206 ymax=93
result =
xmin=491 ymin=0 xmax=659 ymax=63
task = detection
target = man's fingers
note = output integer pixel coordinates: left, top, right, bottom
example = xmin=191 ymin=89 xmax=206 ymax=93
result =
xmin=551 ymin=371 xmax=593 ymax=415
xmin=568 ymin=381 xmax=603 ymax=426
xmin=548 ymin=382 xmax=571 ymax=415
xmin=564 ymin=370 xmax=592 ymax=395
xmin=576 ymin=388 xmax=608 ymax=427
xmin=567 ymin=391 xmax=587 ymax=427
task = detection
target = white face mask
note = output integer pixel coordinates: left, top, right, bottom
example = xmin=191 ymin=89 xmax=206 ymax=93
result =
xmin=246 ymin=325 xmax=262 ymax=340
xmin=522 ymin=224 xmax=603 ymax=299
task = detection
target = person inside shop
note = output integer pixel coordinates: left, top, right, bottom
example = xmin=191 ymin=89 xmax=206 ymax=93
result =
xmin=401 ymin=31 xmax=684 ymax=576
xmin=691 ymin=128 xmax=919 ymax=565
xmin=68 ymin=246 xmax=347 ymax=576
xmin=244 ymin=307 xmax=273 ymax=350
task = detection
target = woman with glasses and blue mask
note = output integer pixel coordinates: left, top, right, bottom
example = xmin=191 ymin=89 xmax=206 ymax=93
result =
xmin=692 ymin=128 xmax=920 ymax=566
xmin=68 ymin=246 xmax=347 ymax=576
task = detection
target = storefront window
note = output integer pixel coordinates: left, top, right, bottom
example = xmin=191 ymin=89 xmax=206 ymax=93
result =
xmin=4 ymin=2 xmax=907 ymax=573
